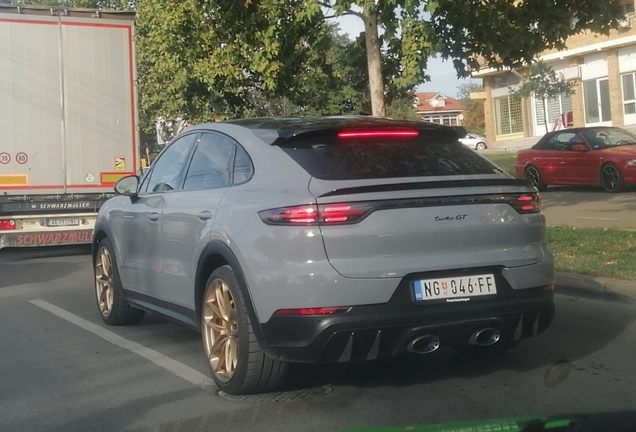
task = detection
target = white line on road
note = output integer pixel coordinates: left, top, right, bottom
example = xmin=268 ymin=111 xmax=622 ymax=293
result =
xmin=576 ymin=216 xmax=620 ymax=221
xmin=29 ymin=299 xmax=211 ymax=387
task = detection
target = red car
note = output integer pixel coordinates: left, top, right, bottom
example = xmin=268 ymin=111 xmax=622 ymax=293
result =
xmin=515 ymin=127 xmax=636 ymax=192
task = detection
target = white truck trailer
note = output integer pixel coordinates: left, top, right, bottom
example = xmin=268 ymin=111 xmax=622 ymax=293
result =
xmin=0 ymin=4 xmax=138 ymax=249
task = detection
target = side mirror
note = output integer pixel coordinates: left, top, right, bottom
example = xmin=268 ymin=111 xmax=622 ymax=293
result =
xmin=571 ymin=144 xmax=587 ymax=152
xmin=114 ymin=175 xmax=140 ymax=197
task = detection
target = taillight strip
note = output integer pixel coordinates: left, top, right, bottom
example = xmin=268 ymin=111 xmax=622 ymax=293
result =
xmin=259 ymin=193 xmax=541 ymax=226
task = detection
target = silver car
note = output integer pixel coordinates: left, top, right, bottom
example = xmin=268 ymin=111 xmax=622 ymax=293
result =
xmin=93 ymin=117 xmax=555 ymax=395
xmin=459 ymin=133 xmax=488 ymax=150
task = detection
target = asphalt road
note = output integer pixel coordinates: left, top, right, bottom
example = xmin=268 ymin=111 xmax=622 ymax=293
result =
xmin=541 ymin=186 xmax=636 ymax=229
xmin=1 ymin=246 xmax=636 ymax=432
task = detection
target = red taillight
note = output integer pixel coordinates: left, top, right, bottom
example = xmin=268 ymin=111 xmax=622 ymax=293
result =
xmin=260 ymin=204 xmax=370 ymax=225
xmin=337 ymin=129 xmax=419 ymax=139
xmin=274 ymin=307 xmax=350 ymax=316
xmin=510 ymin=194 xmax=541 ymax=214
xmin=0 ymin=219 xmax=16 ymax=230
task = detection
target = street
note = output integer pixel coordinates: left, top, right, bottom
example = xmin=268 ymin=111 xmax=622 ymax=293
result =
xmin=1 ymin=246 xmax=635 ymax=432
xmin=542 ymin=187 xmax=636 ymax=229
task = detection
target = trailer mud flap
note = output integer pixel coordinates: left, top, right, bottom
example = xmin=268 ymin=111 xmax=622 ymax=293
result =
xmin=0 ymin=230 xmax=93 ymax=249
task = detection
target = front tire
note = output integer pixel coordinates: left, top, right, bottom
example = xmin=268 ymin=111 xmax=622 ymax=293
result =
xmin=201 ymin=265 xmax=287 ymax=395
xmin=94 ymin=238 xmax=145 ymax=326
xmin=600 ymin=163 xmax=626 ymax=193
xmin=525 ymin=166 xmax=547 ymax=192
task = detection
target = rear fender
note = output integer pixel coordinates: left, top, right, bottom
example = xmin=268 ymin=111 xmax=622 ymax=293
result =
xmin=195 ymin=240 xmax=267 ymax=348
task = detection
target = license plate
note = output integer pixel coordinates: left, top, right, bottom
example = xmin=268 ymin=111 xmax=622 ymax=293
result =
xmin=413 ymin=274 xmax=497 ymax=304
xmin=46 ymin=218 xmax=80 ymax=227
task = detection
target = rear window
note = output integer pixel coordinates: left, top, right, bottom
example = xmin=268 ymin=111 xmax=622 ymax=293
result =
xmin=279 ymin=135 xmax=502 ymax=180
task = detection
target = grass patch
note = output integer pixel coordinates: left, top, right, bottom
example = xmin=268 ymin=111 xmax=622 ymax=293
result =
xmin=546 ymin=226 xmax=636 ymax=281
xmin=483 ymin=153 xmax=517 ymax=176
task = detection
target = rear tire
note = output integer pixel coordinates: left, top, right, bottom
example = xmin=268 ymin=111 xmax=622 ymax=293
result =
xmin=201 ymin=265 xmax=287 ymax=395
xmin=94 ymin=238 xmax=145 ymax=326
xmin=525 ymin=166 xmax=547 ymax=192
xmin=600 ymin=163 xmax=626 ymax=193
xmin=476 ymin=142 xmax=487 ymax=150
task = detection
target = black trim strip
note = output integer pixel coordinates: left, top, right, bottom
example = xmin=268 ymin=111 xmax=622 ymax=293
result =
xmin=365 ymin=193 xmax=532 ymax=212
xmin=318 ymin=178 xmax=531 ymax=198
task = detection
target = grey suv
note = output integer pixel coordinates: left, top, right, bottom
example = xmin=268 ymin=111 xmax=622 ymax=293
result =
xmin=93 ymin=117 xmax=555 ymax=395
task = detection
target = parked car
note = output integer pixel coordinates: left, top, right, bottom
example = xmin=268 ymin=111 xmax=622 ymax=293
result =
xmin=451 ymin=126 xmax=487 ymax=150
xmin=459 ymin=133 xmax=488 ymax=150
xmin=93 ymin=116 xmax=555 ymax=395
xmin=515 ymin=127 xmax=636 ymax=192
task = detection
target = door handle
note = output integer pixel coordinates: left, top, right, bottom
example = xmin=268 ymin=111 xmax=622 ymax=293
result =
xmin=147 ymin=213 xmax=160 ymax=222
xmin=559 ymin=161 xmax=565 ymax=165
xmin=198 ymin=211 xmax=213 ymax=221
xmin=123 ymin=215 xmax=134 ymax=220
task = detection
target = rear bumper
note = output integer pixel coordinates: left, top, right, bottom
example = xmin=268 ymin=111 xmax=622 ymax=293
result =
xmin=260 ymin=269 xmax=555 ymax=364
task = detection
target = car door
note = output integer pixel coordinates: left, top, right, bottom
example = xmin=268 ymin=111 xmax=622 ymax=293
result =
xmin=117 ymin=132 xmax=198 ymax=298
xmin=545 ymin=131 xmax=582 ymax=184
xmin=156 ymin=131 xmax=246 ymax=311
xmin=530 ymin=135 xmax=562 ymax=184
xmin=557 ymin=133 xmax=598 ymax=184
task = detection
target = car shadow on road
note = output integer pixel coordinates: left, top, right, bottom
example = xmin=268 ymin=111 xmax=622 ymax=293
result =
xmin=0 ymin=245 xmax=91 ymax=289
xmin=283 ymin=296 xmax=635 ymax=392
xmin=541 ymin=186 xmax=636 ymax=212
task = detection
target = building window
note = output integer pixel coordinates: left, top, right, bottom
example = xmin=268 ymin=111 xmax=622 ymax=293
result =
xmin=623 ymin=1 xmax=635 ymax=14
xmin=583 ymin=78 xmax=611 ymax=123
xmin=494 ymin=96 xmax=523 ymax=136
xmin=622 ymin=72 xmax=636 ymax=115
xmin=422 ymin=114 xmax=460 ymax=126
xmin=535 ymin=93 xmax=573 ymax=126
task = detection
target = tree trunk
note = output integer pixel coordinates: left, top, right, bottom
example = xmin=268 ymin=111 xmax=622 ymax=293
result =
xmin=543 ymin=98 xmax=549 ymax=134
xmin=363 ymin=7 xmax=386 ymax=117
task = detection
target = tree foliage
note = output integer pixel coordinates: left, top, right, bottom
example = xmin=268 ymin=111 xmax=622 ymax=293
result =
xmin=457 ymin=82 xmax=484 ymax=135
xmin=511 ymin=61 xmax=575 ymax=133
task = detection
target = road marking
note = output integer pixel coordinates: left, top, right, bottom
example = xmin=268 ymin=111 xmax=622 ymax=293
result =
xmin=576 ymin=216 xmax=621 ymax=221
xmin=29 ymin=299 xmax=211 ymax=387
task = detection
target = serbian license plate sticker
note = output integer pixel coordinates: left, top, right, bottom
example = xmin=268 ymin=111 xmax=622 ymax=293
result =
xmin=413 ymin=274 xmax=497 ymax=304
xmin=46 ymin=217 xmax=80 ymax=227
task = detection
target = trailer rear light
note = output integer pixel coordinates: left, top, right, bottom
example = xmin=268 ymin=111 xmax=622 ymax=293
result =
xmin=337 ymin=129 xmax=419 ymax=139
xmin=510 ymin=194 xmax=541 ymax=214
xmin=259 ymin=204 xmax=371 ymax=226
xmin=0 ymin=219 xmax=16 ymax=230
xmin=274 ymin=307 xmax=350 ymax=316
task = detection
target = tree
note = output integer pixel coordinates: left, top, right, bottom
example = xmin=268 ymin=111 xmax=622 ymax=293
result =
xmin=511 ymin=61 xmax=575 ymax=134
xmin=457 ymin=82 xmax=484 ymax=135
xmin=307 ymin=0 xmax=623 ymax=116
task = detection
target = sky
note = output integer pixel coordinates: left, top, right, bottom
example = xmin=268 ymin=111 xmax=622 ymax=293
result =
xmin=333 ymin=15 xmax=480 ymax=99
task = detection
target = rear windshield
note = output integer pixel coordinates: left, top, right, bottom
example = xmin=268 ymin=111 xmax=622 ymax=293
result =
xmin=279 ymin=135 xmax=502 ymax=180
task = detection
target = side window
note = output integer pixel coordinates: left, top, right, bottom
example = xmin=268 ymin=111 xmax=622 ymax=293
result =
xmin=144 ymin=134 xmax=197 ymax=193
xmin=233 ymin=145 xmax=254 ymax=185
xmin=183 ymin=133 xmax=236 ymax=191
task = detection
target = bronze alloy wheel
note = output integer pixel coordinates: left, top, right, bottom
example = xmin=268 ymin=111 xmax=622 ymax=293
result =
xmin=95 ymin=247 xmax=115 ymax=317
xmin=203 ymin=278 xmax=238 ymax=382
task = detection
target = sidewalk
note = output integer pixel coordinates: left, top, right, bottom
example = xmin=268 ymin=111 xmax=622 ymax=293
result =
xmin=555 ymin=272 xmax=636 ymax=303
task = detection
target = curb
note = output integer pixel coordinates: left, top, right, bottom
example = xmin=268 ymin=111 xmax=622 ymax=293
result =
xmin=555 ymin=272 xmax=636 ymax=303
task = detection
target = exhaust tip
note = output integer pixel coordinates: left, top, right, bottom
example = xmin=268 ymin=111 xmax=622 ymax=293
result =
xmin=468 ymin=328 xmax=501 ymax=347
xmin=407 ymin=335 xmax=440 ymax=354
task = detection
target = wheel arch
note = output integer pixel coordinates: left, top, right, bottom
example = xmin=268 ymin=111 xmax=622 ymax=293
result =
xmin=92 ymin=222 xmax=114 ymax=263
xmin=194 ymin=240 xmax=266 ymax=346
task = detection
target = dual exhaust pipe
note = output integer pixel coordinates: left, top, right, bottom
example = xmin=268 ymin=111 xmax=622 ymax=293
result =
xmin=406 ymin=327 xmax=501 ymax=354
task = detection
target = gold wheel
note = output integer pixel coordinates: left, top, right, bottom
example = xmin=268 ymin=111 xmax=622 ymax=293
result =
xmin=203 ymin=278 xmax=238 ymax=382
xmin=95 ymin=247 xmax=114 ymax=317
